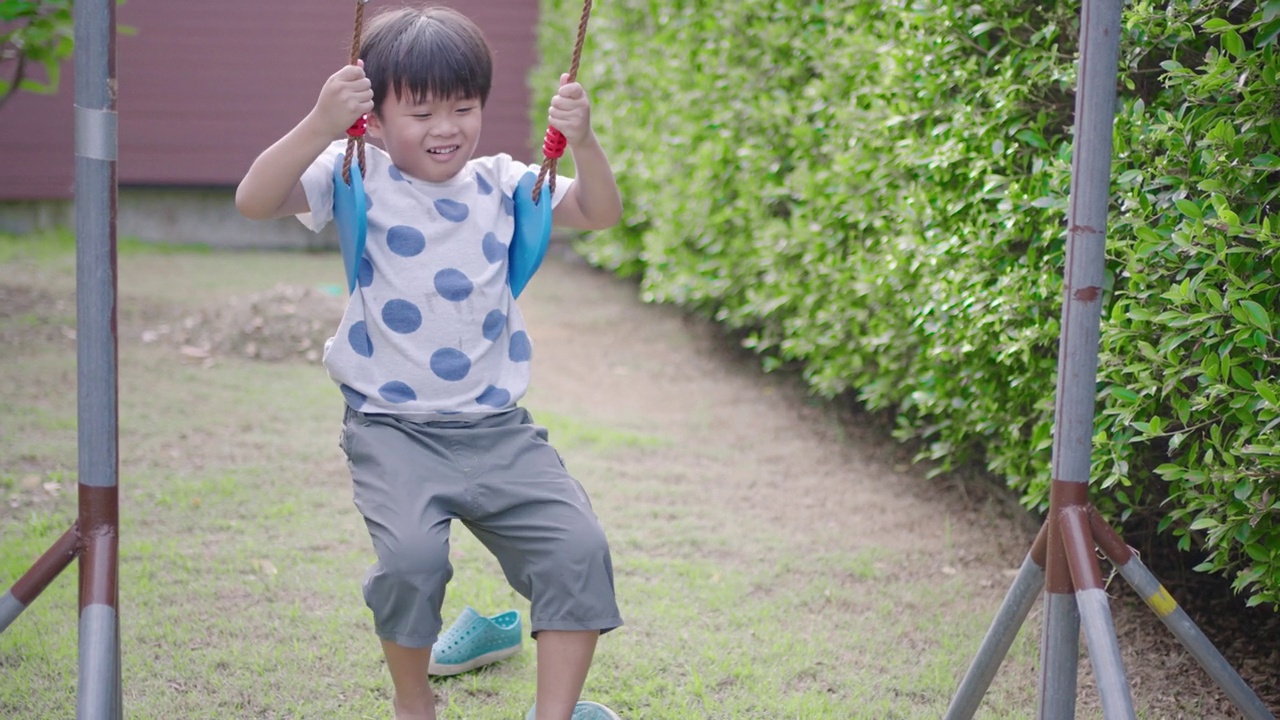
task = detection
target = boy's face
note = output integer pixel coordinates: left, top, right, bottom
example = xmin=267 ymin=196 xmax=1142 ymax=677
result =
xmin=368 ymin=91 xmax=483 ymax=184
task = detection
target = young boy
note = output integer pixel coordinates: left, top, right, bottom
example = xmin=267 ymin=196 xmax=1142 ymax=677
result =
xmin=235 ymin=6 xmax=624 ymax=720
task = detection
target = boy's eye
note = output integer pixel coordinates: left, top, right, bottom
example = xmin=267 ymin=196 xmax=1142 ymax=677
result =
xmin=456 ymin=107 xmax=474 ymax=114
xmin=413 ymin=113 xmax=432 ymax=119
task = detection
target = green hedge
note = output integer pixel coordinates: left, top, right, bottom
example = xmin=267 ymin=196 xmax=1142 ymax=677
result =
xmin=534 ymin=0 xmax=1280 ymax=607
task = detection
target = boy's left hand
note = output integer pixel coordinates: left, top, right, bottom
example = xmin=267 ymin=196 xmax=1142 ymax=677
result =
xmin=548 ymin=73 xmax=593 ymax=147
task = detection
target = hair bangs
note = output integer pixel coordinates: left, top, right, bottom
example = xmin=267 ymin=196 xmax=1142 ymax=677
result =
xmin=361 ymin=7 xmax=493 ymax=111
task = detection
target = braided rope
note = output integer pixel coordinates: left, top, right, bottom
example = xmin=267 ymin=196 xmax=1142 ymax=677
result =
xmin=532 ymin=0 xmax=594 ymax=204
xmin=342 ymin=0 xmax=369 ymax=186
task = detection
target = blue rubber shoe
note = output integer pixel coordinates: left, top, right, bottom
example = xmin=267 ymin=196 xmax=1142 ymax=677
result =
xmin=427 ymin=607 xmax=523 ymax=676
xmin=525 ymin=700 xmax=621 ymax=719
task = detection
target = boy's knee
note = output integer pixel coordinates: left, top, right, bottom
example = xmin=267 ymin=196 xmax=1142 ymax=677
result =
xmin=374 ymin=532 xmax=451 ymax=581
xmin=565 ymin=521 xmax=611 ymax=562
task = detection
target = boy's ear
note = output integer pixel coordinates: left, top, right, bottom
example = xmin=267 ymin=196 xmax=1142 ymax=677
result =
xmin=366 ymin=112 xmax=383 ymax=138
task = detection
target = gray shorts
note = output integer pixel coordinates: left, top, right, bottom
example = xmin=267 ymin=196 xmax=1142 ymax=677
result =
xmin=339 ymin=405 xmax=622 ymax=649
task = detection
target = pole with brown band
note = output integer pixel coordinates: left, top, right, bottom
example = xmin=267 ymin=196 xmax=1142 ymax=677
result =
xmin=0 ymin=0 xmax=124 ymax=718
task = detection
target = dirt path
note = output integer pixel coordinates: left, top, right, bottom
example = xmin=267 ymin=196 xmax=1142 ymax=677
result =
xmin=522 ymin=245 xmax=1036 ymax=598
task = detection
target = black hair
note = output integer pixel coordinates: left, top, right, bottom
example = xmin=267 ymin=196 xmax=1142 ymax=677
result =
xmin=360 ymin=6 xmax=494 ymax=112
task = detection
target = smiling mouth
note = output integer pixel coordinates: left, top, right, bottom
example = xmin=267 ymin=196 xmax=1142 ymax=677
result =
xmin=428 ymin=145 xmax=460 ymax=155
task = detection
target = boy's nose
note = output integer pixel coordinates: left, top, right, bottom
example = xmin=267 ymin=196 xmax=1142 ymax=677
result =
xmin=429 ymin=120 xmax=456 ymax=136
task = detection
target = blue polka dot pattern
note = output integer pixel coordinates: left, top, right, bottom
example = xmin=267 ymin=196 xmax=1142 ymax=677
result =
xmin=435 ymin=199 xmax=469 ymax=223
xmin=509 ymin=331 xmax=532 ymax=362
xmin=340 ymin=384 xmax=367 ymax=409
xmin=358 ymin=257 xmax=374 ymax=288
xmin=500 ymin=193 xmax=514 ymax=216
xmin=482 ymin=310 xmax=506 ymax=341
xmin=349 ymin=321 xmax=373 ymax=358
xmin=382 ymin=299 xmax=423 ymax=334
xmin=482 ymin=232 xmax=505 ymax=263
xmin=476 ymin=173 xmax=494 ymax=195
xmin=435 ymin=269 xmax=474 ymax=302
xmin=389 ymin=165 xmax=407 ymax=182
xmin=477 ymin=385 xmax=511 ymax=408
xmin=379 ymin=381 xmax=417 ymax=403
xmin=387 ymin=225 xmax=426 ymax=257
xmin=430 ymin=348 xmax=471 ymax=381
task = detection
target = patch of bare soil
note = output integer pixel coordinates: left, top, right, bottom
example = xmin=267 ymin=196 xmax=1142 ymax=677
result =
xmin=0 ymin=283 xmax=76 ymax=346
xmin=140 ymin=284 xmax=346 ymax=364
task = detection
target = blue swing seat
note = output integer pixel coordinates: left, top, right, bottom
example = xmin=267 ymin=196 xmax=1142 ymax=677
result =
xmin=333 ymin=153 xmax=367 ymax=294
xmin=508 ymin=171 xmax=554 ymax=299
xmin=333 ymin=158 xmax=553 ymax=299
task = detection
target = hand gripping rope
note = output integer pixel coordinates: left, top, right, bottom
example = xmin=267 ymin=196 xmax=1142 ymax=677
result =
xmin=333 ymin=0 xmax=370 ymax=294
xmin=509 ymin=0 xmax=593 ymax=298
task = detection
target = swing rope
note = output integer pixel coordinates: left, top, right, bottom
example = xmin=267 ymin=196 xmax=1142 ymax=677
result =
xmin=531 ymin=0 xmax=594 ymax=204
xmin=342 ymin=0 xmax=370 ymax=186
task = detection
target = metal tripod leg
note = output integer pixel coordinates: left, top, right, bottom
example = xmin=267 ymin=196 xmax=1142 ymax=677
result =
xmin=0 ymin=527 xmax=81 ymax=634
xmin=1039 ymin=508 xmax=1080 ymax=720
xmin=1089 ymin=511 xmax=1274 ymax=720
xmin=1061 ymin=507 xmax=1134 ymax=719
xmin=944 ymin=531 xmax=1047 ymax=720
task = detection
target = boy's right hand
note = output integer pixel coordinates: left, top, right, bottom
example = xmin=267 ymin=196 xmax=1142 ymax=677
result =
xmin=308 ymin=62 xmax=375 ymax=139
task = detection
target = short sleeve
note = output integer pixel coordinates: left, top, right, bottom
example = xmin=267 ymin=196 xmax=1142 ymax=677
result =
xmin=296 ymin=141 xmax=347 ymax=232
xmin=486 ymin=154 xmax=574 ymax=209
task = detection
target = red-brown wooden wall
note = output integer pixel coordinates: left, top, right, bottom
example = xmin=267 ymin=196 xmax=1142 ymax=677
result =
xmin=0 ymin=1 xmax=542 ymax=200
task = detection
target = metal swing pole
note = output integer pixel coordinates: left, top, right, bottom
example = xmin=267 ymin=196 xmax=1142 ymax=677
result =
xmin=73 ymin=0 xmax=123 ymax=716
xmin=944 ymin=0 xmax=1274 ymax=718
xmin=0 ymin=1 xmax=122 ymax=718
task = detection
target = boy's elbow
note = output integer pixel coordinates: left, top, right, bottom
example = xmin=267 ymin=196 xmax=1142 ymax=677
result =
xmin=585 ymin=197 xmax=623 ymax=231
xmin=235 ymin=184 xmax=276 ymax=221
xmin=589 ymin=211 xmax=622 ymax=231
xmin=234 ymin=184 xmax=263 ymax=220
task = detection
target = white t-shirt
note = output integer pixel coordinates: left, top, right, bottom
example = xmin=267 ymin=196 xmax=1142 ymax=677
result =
xmin=298 ymin=140 xmax=570 ymax=419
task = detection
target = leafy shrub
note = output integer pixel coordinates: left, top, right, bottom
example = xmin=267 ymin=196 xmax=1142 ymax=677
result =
xmin=535 ymin=0 xmax=1280 ymax=607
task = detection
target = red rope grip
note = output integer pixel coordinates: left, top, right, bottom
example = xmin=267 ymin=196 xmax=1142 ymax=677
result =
xmin=543 ymin=127 xmax=567 ymax=159
xmin=347 ymin=114 xmax=368 ymax=137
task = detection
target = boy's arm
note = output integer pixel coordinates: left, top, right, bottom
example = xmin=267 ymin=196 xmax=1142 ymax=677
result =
xmin=554 ymin=130 xmax=623 ymax=231
xmin=545 ymin=78 xmax=623 ymax=231
xmin=236 ymin=64 xmax=373 ymax=221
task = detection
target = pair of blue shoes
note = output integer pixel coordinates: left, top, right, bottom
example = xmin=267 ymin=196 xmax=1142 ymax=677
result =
xmin=428 ymin=607 xmax=620 ymax=718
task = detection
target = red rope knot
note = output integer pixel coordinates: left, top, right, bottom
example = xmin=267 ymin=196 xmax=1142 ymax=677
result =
xmin=542 ymin=127 xmax=567 ymax=159
xmin=347 ymin=114 xmax=368 ymax=138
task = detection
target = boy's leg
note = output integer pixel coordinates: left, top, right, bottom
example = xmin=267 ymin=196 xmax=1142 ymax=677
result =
xmin=383 ymin=641 xmax=437 ymax=720
xmin=533 ymin=630 xmax=599 ymax=720
xmin=342 ymin=409 xmax=467 ymax=720
xmin=459 ymin=409 xmax=623 ymax=718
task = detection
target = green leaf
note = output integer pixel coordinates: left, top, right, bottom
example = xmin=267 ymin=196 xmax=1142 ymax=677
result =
xmin=1238 ymin=300 xmax=1272 ymax=333
xmin=1257 ymin=383 xmax=1279 ymax=406
xmin=1015 ymin=129 xmax=1048 ymax=150
xmin=1110 ymin=387 xmax=1140 ymax=403
xmin=1234 ymin=480 xmax=1254 ymax=501
xmin=1245 ymin=544 xmax=1271 ymax=563
xmin=1223 ymin=30 xmax=1246 ymax=57
xmin=1190 ymin=517 xmax=1221 ymax=530
xmin=1175 ymin=199 xmax=1202 ymax=219
xmin=1231 ymin=366 xmax=1256 ymax=391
